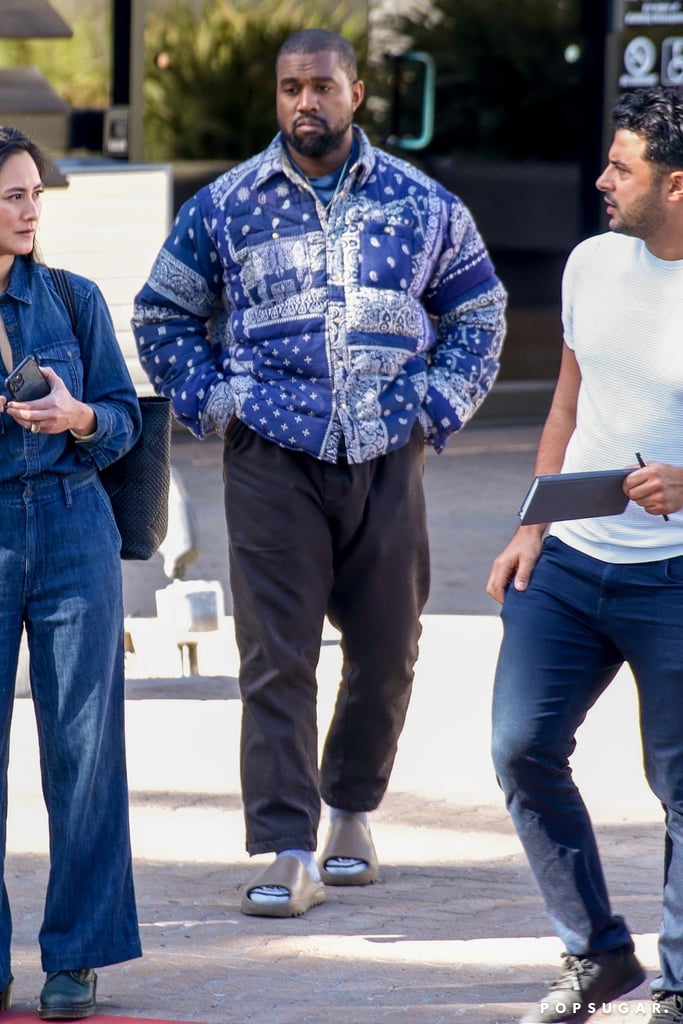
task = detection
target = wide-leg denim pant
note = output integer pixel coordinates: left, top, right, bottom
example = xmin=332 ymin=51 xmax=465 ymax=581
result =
xmin=0 ymin=472 xmax=141 ymax=990
xmin=492 ymin=535 xmax=683 ymax=993
xmin=224 ymin=423 xmax=430 ymax=856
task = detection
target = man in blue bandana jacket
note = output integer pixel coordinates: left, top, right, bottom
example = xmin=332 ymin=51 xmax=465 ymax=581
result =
xmin=133 ymin=28 xmax=506 ymax=918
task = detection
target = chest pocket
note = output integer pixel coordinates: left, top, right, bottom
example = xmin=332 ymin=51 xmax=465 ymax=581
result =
xmin=33 ymin=342 xmax=84 ymax=401
xmin=358 ymin=223 xmax=414 ymax=291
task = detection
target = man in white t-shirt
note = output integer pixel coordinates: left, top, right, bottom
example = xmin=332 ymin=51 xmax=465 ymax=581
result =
xmin=487 ymin=86 xmax=683 ymax=1024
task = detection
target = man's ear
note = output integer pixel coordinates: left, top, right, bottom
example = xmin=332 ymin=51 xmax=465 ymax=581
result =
xmin=668 ymin=170 xmax=683 ymax=200
xmin=352 ymin=79 xmax=365 ymax=112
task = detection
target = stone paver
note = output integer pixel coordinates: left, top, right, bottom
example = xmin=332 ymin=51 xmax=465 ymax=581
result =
xmin=3 ymin=615 xmax=665 ymax=1023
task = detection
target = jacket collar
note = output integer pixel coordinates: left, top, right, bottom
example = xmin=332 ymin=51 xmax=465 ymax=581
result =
xmin=4 ymin=257 xmax=34 ymax=305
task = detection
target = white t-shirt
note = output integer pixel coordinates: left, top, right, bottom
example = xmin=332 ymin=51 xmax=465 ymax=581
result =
xmin=549 ymin=231 xmax=683 ymax=563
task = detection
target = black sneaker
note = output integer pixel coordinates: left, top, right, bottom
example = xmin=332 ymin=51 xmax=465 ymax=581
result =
xmin=650 ymin=992 xmax=683 ymax=1022
xmin=522 ymin=947 xmax=646 ymax=1024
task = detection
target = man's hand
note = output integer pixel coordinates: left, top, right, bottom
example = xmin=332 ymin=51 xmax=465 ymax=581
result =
xmin=624 ymin=462 xmax=683 ymax=518
xmin=486 ymin=339 xmax=579 ymax=605
xmin=486 ymin=525 xmax=545 ymax=604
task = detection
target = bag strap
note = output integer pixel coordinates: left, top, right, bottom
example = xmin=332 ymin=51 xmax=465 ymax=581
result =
xmin=48 ymin=267 xmax=77 ymax=332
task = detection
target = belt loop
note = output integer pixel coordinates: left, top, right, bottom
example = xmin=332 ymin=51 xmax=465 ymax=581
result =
xmin=62 ymin=476 xmax=73 ymax=508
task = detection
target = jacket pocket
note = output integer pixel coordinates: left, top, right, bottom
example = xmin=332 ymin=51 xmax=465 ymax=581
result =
xmin=358 ymin=223 xmax=413 ymax=290
xmin=33 ymin=341 xmax=84 ymax=400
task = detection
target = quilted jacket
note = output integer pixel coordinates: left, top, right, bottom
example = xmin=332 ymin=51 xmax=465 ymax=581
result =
xmin=132 ymin=127 xmax=506 ymax=462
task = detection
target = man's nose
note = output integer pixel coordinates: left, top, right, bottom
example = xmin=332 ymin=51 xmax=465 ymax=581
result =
xmin=297 ymin=87 xmax=319 ymax=110
xmin=595 ymin=166 xmax=610 ymax=191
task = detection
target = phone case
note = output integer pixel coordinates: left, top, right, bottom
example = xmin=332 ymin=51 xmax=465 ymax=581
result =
xmin=5 ymin=356 xmax=50 ymax=401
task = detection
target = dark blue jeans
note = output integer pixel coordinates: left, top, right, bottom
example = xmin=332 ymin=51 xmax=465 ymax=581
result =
xmin=0 ymin=472 xmax=141 ymax=988
xmin=492 ymin=536 xmax=683 ymax=992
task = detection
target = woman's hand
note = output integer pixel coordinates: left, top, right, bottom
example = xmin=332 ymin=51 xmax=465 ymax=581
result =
xmin=5 ymin=365 xmax=96 ymax=436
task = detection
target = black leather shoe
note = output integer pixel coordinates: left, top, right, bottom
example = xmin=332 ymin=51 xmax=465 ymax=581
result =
xmin=0 ymin=979 xmax=12 ymax=1009
xmin=38 ymin=969 xmax=97 ymax=1020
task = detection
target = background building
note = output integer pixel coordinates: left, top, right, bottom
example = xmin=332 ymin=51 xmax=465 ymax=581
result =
xmin=2 ymin=0 xmax=680 ymax=416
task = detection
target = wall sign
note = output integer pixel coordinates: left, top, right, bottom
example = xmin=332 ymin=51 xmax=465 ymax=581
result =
xmin=617 ymin=1 xmax=683 ymax=87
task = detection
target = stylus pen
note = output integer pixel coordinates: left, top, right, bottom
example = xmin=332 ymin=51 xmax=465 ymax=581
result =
xmin=635 ymin=451 xmax=669 ymax=521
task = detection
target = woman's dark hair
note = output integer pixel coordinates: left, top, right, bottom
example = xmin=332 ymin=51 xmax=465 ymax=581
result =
xmin=0 ymin=126 xmax=46 ymax=262
xmin=612 ymin=87 xmax=683 ymax=171
xmin=0 ymin=125 xmax=46 ymax=178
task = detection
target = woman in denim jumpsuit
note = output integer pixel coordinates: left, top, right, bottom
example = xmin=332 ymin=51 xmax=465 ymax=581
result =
xmin=0 ymin=128 xmax=141 ymax=1019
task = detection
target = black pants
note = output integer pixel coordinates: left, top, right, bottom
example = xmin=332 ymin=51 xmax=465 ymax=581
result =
xmin=223 ymin=422 xmax=430 ymax=855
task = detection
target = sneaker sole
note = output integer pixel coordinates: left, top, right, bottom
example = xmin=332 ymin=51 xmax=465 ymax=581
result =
xmin=601 ymin=964 xmax=648 ymax=1005
xmin=38 ymin=1005 xmax=96 ymax=1021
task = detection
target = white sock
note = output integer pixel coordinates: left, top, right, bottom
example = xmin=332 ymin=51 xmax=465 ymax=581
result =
xmin=280 ymin=849 xmax=320 ymax=882
xmin=247 ymin=849 xmax=320 ymax=905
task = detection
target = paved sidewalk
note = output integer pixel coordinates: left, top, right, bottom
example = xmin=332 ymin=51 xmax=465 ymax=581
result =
xmin=4 ymin=615 xmax=664 ymax=1023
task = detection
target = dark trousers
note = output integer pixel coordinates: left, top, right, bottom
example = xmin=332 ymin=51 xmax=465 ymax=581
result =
xmin=492 ymin=536 xmax=683 ymax=992
xmin=223 ymin=422 xmax=430 ymax=855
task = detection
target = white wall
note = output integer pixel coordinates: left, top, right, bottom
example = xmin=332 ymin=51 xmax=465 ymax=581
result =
xmin=38 ymin=160 xmax=172 ymax=394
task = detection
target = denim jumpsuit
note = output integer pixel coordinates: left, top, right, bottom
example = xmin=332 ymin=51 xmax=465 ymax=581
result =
xmin=0 ymin=257 xmax=142 ymax=988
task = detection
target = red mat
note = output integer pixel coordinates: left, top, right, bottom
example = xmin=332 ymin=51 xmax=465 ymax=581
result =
xmin=0 ymin=1015 xmax=202 ymax=1023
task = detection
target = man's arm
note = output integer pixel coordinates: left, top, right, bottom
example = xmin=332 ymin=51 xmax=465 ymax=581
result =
xmin=419 ymin=201 xmax=507 ymax=451
xmin=132 ymin=194 xmax=233 ymax=438
xmin=486 ymin=342 xmax=581 ymax=603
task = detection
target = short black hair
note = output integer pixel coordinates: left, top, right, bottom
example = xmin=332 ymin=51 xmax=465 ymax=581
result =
xmin=612 ymin=87 xmax=683 ymax=171
xmin=277 ymin=29 xmax=358 ymax=83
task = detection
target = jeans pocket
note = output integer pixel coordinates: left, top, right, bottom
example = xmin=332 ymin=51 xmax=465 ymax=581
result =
xmin=664 ymin=555 xmax=683 ymax=583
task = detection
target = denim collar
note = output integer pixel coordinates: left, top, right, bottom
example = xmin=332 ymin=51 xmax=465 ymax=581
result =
xmin=3 ymin=257 xmax=34 ymax=306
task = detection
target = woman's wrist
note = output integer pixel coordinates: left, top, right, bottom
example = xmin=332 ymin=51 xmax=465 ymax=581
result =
xmin=70 ymin=404 xmax=97 ymax=440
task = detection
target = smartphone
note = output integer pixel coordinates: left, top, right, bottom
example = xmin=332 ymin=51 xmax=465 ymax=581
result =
xmin=5 ymin=355 xmax=50 ymax=401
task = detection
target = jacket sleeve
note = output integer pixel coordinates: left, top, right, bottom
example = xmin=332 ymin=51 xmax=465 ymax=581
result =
xmin=131 ymin=193 xmax=233 ymax=438
xmin=67 ymin=275 xmax=142 ymax=471
xmin=419 ymin=197 xmax=507 ymax=452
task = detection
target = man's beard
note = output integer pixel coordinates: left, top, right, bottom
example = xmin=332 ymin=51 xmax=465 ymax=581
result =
xmin=609 ymin=180 xmax=666 ymax=239
xmin=282 ymin=116 xmax=350 ymax=160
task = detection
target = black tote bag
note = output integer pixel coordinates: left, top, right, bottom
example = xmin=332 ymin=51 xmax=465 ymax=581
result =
xmin=49 ymin=267 xmax=172 ymax=560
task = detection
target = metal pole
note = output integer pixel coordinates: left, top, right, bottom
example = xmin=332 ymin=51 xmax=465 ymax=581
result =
xmin=111 ymin=0 xmax=145 ymax=162
xmin=578 ymin=0 xmax=613 ymax=239
xmin=111 ymin=0 xmax=131 ymax=105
